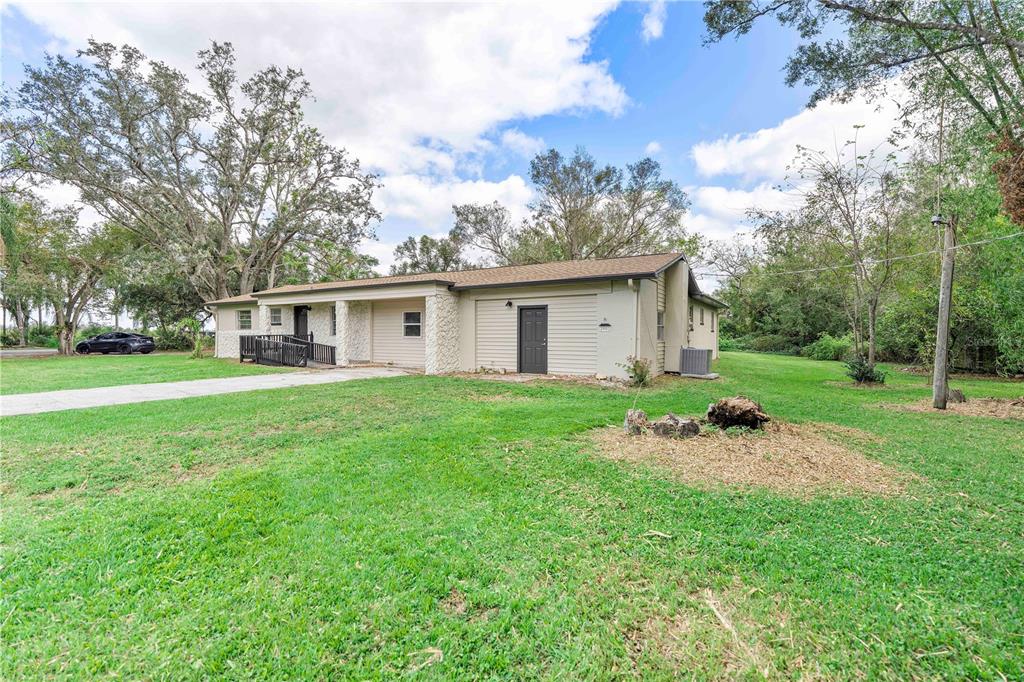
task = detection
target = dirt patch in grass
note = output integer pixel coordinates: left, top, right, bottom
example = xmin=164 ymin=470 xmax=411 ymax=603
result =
xmin=885 ymin=397 xmax=1024 ymax=420
xmin=624 ymin=585 xmax=776 ymax=678
xmin=440 ymin=587 xmax=468 ymax=615
xmin=590 ymin=421 xmax=907 ymax=497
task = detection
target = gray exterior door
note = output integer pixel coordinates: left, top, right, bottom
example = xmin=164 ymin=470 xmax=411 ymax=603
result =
xmin=294 ymin=306 xmax=309 ymax=339
xmin=518 ymin=306 xmax=548 ymax=374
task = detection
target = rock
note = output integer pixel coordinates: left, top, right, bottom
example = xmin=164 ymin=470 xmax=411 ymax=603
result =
xmin=595 ymin=374 xmax=607 ymax=381
xmin=624 ymin=409 xmax=649 ymax=435
xmin=650 ymin=412 xmax=700 ymax=438
xmin=706 ymin=396 xmax=770 ymax=430
xmin=948 ymin=388 xmax=966 ymax=403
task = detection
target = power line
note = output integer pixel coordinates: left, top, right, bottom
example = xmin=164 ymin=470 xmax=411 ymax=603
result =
xmin=694 ymin=230 xmax=1024 ymax=280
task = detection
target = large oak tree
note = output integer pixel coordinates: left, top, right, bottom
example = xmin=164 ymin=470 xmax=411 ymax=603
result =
xmin=4 ymin=41 xmax=379 ymax=300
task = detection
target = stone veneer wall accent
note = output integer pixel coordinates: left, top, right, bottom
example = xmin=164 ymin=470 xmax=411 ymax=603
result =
xmin=258 ymin=304 xmax=272 ymax=333
xmin=424 ymin=291 xmax=460 ymax=374
xmin=333 ymin=300 xmax=372 ymax=365
xmin=346 ymin=301 xmax=372 ymax=362
xmin=216 ymin=330 xmax=243 ymax=359
xmin=334 ymin=301 xmax=350 ymax=364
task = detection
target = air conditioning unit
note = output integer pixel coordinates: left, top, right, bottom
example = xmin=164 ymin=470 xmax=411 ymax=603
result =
xmin=679 ymin=347 xmax=712 ymax=376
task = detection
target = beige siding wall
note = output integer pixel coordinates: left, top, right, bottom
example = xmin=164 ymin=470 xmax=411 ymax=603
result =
xmin=655 ymin=273 xmax=666 ymax=374
xmin=663 ymin=261 xmax=690 ymax=372
xmin=372 ymin=298 xmax=425 ymax=367
xmin=635 ymin=278 xmax=660 ymax=376
xmin=474 ymin=294 xmax=598 ymax=374
xmin=688 ymin=300 xmax=720 ymax=359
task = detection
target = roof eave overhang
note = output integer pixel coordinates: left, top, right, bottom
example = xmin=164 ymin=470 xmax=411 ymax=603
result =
xmin=450 ymin=271 xmax=661 ymax=291
xmin=691 ymin=292 xmax=729 ymax=309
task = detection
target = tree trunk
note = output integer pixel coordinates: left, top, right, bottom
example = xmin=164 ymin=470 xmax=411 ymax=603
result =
xmin=14 ymin=299 xmax=27 ymax=346
xmin=867 ymin=302 xmax=878 ymax=367
xmin=58 ymin=326 xmax=76 ymax=355
xmin=932 ymin=217 xmax=957 ymax=409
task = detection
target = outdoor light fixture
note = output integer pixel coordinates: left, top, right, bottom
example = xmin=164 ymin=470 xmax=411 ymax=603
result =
xmin=505 ymin=300 xmax=513 ymax=308
xmin=931 ymin=214 xmax=947 ymax=226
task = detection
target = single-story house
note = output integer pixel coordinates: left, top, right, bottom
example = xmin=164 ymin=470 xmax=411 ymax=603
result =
xmin=206 ymin=252 xmax=727 ymax=379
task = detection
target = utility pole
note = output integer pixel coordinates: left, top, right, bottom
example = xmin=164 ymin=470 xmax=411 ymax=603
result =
xmin=932 ymin=214 xmax=956 ymax=409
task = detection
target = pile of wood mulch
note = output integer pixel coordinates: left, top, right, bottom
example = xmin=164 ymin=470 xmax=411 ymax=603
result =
xmin=590 ymin=421 xmax=909 ymax=497
xmin=886 ymin=397 xmax=1024 ymax=420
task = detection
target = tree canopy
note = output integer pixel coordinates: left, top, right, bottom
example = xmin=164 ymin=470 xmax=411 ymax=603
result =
xmin=4 ymin=40 xmax=379 ymax=301
xmin=452 ymin=147 xmax=696 ymax=266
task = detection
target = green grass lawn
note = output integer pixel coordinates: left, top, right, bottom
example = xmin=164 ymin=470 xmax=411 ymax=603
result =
xmin=0 ymin=352 xmax=291 ymax=395
xmin=2 ymin=352 xmax=1021 ymax=679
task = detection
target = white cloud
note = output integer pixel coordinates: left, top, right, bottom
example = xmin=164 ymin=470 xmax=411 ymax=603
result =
xmin=690 ymin=92 xmax=904 ymax=182
xmin=13 ymin=2 xmax=626 ymax=177
xmin=644 ymin=140 xmax=662 ymax=156
xmin=500 ymin=129 xmax=546 ymax=159
xmin=375 ymin=174 xmax=533 ymax=233
xmin=641 ymin=1 xmax=666 ymax=43
xmin=685 ymin=183 xmax=800 ymax=243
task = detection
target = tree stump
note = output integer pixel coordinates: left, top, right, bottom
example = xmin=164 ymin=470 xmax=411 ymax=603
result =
xmin=650 ymin=413 xmax=700 ymax=438
xmin=624 ymin=409 xmax=649 ymax=435
xmin=706 ymin=396 xmax=770 ymax=430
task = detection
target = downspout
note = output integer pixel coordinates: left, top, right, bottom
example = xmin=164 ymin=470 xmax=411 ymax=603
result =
xmin=627 ymin=278 xmax=639 ymax=357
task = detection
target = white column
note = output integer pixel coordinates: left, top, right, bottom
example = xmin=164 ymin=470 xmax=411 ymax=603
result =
xmin=334 ymin=300 xmax=349 ymax=365
xmin=424 ymin=291 xmax=460 ymax=375
xmin=258 ymin=304 xmax=272 ymax=333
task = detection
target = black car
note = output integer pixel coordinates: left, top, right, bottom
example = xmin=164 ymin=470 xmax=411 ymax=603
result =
xmin=76 ymin=332 xmax=156 ymax=355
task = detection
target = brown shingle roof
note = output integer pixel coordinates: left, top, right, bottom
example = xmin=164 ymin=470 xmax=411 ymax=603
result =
xmin=207 ymin=252 xmax=685 ymax=304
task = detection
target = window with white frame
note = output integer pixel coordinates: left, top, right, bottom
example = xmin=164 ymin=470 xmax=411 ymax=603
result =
xmin=270 ymin=307 xmax=282 ymax=326
xmin=403 ymin=311 xmax=421 ymax=337
xmin=331 ymin=306 xmax=337 ymax=336
xmin=700 ymin=307 xmax=705 ymax=325
xmin=238 ymin=309 xmax=252 ymax=330
xmin=711 ymin=312 xmax=715 ymax=332
xmin=656 ymin=311 xmax=665 ymax=341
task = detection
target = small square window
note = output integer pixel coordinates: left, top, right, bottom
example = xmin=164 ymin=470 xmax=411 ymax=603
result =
xmin=700 ymin=308 xmax=705 ymax=326
xmin=403 ymin=311 xmax=421 ymax=337
xmin=238 ymin=309 xmax=252 ymax=330
xmin=270 ymin=308 xmax=282 ymax=326
xmin=656 ymin=311 xmax=665 ymax=342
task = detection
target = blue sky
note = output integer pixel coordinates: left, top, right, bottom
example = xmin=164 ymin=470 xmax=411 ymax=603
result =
xmin=2 ymin=2 xmax=900 ymax=275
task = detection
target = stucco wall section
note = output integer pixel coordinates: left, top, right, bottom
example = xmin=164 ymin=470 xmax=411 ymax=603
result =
xmin=425 ymin=291 xmax=460 ymax=374
xmin=308 ymin=303 xmax=333 ymax=345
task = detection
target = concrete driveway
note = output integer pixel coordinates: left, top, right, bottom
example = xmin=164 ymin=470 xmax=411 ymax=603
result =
xmin=0 ymin=347 xmax=58 ymax=358
xmin=0 ymin=366 xmax=408 ymax=417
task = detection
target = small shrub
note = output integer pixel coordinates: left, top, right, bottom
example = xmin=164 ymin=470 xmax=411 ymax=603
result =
xmin=618 ymin=355 xmax=652 ymax=387
xmin=176 ymin=318 xmax=205 ymax=359
xmin=152 ymin=327 xmax=193 ymax=351
xmin=802 ymin=333 xmax=853 ymax=362
xmin=718 ymin=335 xmax=740 ymax=352
xmin=844 ymin=356 xmax=886 ymax=384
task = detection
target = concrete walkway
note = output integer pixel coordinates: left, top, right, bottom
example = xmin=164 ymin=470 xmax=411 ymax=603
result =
xmin=0 ymin=367 xmax=408 ymax=417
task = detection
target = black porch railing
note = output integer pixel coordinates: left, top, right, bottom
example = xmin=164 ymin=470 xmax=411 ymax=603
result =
xmin=240 ymin=333 xmax=335 ymax=367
